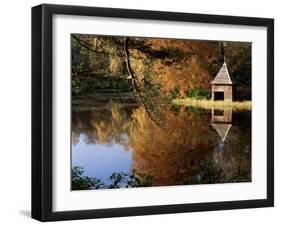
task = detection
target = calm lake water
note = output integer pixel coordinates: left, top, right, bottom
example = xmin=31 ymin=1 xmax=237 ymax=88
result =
xmin=72 ymin=93 xmax=251 ymax=190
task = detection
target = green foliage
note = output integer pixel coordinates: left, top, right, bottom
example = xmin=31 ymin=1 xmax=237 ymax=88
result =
xmin=186 ymin=87 xmax=211 ymax=100
xmin=228 ymin=44 xmax=251 ymax=87
xmin=184 ymin=106 xmax=206 ymax=116
xmin=170 ymin=87 xmax=180 ymax=99
xmin=72 ymin=79 xmax=91 ymax=95
xmin=72 ymin=76 xmax=133 ymax=95
xmin=72 ymin=36 xmax=91 ymax=72
xmin=170 ymin=105 xmax=180 ymax=114
xmin=108 ymin=171 xmax=153 ymax=188
xmin=72 ymin=166 xmax=104 ymax=190
xmin=72 ymin=166 xmax=153 ymax=190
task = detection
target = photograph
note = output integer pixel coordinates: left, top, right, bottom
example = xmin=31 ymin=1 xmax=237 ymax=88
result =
xmin=30 ymin=2 xmax=274 ymax=221
xmin=71 ymin=34 xmax=252 ymax=190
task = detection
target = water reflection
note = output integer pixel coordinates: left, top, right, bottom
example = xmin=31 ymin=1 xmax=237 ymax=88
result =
xmin=211 ymin=108 xmax=232 ymax=155
xmin=72 ymin=96 xmax=251 ymax=190
xmin=206 ymin=108 xmax=251 ymax=183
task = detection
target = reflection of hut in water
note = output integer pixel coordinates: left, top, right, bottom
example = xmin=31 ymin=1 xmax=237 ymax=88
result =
xmin=211 ymin=108 xmax=233 ymax=166
xmin=211 ymin=108 xmax=232 ymax=142
xmin=209 ymin=109 xmax=251 ymax=182
xmin=211 ymin=63 xmax=236 ymax=101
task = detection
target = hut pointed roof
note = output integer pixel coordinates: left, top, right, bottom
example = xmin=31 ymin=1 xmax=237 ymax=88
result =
xmin=211 ymin=63 xmax=233 ymax=84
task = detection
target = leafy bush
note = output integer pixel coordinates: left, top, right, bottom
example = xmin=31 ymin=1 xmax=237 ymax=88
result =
xmin=72 ymin=166 xmax=104 ymax=190
xmin=72 ymin=166 xmax=153 ymax=190
xmin=170 ymin=86 xmax=180 ymax=99
xmin=170 ymin=105 xmax=180 ymax=114
xmin=186 ymin=87 xmax=211 ymax=100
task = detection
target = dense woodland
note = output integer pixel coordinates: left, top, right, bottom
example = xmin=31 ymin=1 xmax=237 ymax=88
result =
xmin=71 ymin=34 xmax=251 ymax=100
xmin=71 ymin=35 xmax=252 ymax=189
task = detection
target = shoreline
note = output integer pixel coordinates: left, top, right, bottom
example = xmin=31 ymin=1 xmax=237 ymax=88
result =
xmin=172 ymin=98 xmax=252 ymax=110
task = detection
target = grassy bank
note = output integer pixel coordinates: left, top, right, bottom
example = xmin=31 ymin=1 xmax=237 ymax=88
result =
xmin=173 ymin=98 xmax=252 ymax=110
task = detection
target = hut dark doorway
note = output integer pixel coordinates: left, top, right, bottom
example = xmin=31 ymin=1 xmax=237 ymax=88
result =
xmin=214 ymin=92 xmax=224 ymax=100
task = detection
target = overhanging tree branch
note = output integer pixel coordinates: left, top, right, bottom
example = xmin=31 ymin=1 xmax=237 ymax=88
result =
xmin=71 ymin=34 xmax=109 ymax=55
xmin=123 ymin=37 xmax=161 ymax=126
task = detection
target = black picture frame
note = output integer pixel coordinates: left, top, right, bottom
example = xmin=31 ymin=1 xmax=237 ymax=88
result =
xmin=32 ymin=4 xmax=274 ymax=222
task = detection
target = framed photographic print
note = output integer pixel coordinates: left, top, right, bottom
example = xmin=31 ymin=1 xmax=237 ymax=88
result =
xmin=32 ymin=4 xmax=274 ymax=221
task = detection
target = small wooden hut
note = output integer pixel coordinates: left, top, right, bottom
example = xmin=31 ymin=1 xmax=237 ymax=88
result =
xmin=211 ymin=63 xmax=236 ymax=101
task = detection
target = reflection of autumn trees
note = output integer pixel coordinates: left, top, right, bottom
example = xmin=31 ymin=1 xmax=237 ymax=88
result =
xmin=73 ymin=102 xmax=217 ymax=185
xmin=72 ymin=101 xmax=251 ymax=186
xmin=129 ymin=107 xmax=217 ymax=186
xmin=72 ymin=102 xmax=132 ymax=150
